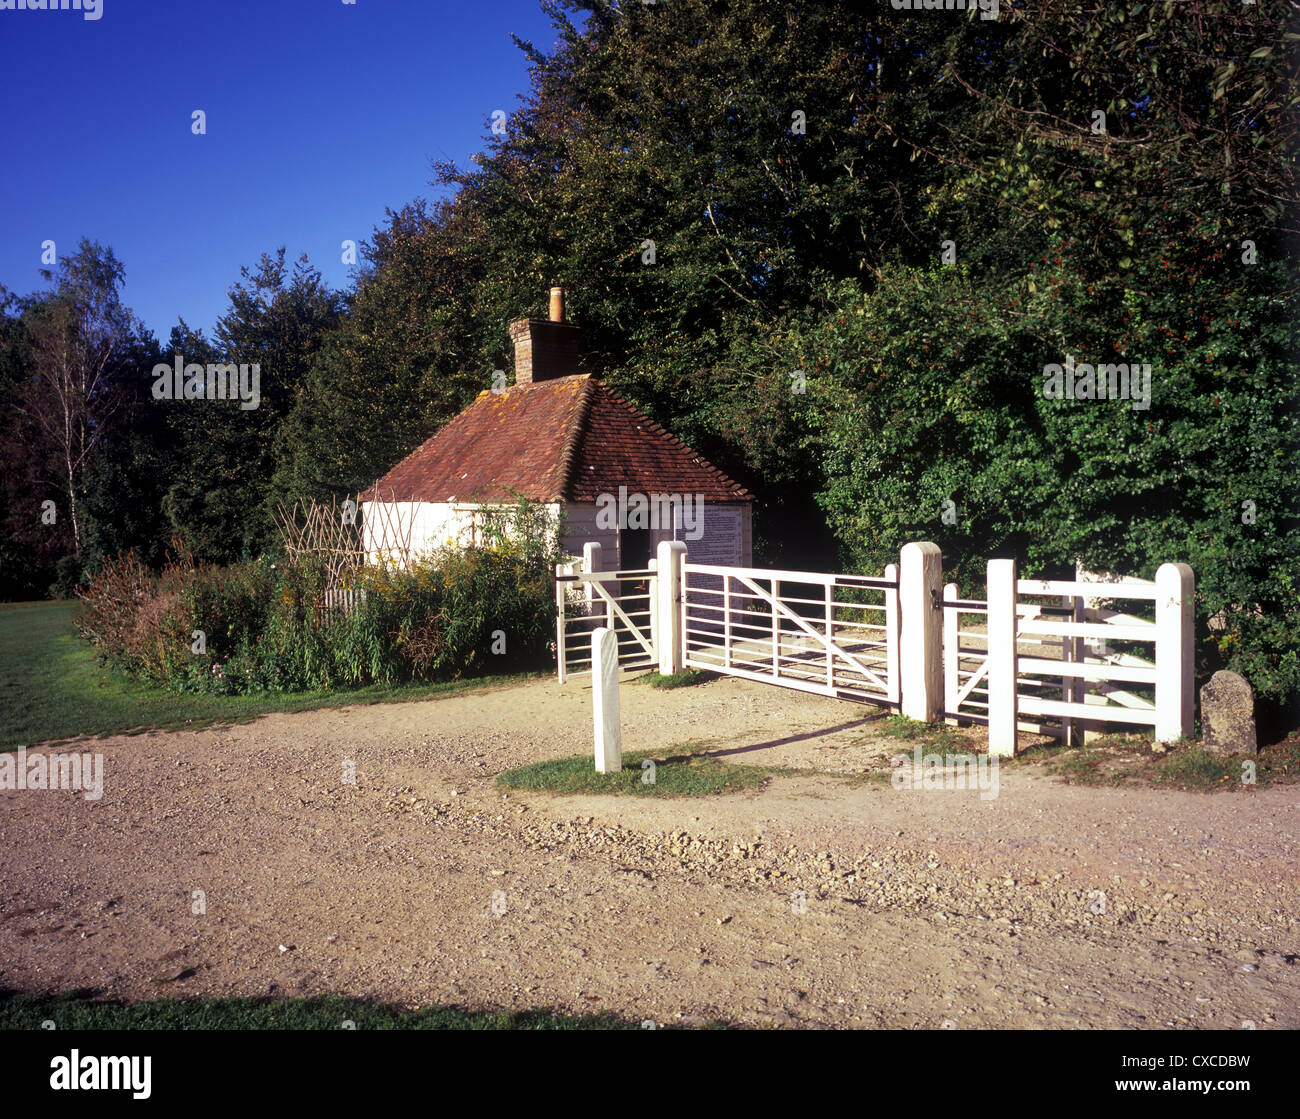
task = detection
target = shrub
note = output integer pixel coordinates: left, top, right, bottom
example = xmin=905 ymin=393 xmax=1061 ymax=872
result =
xmin=50 ymin=554 xmax=84 ymax=600
xmin=73 ymin=549 xmax=156 ymax=671
xmin=774 ymin=251 xmax=1299 ymax=716
xmin=74 ymin=500 xmax=562 ymax=695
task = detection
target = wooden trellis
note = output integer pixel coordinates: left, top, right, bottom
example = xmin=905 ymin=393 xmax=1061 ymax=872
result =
xmin=272 ymin=492 xmax=417 ymax=579
xmin=359 ymin=492 xmax=419 ymax=571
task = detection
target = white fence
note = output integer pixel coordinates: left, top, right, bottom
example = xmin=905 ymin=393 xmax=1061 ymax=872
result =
xmin=555 ymin=542 xmax=657 ymax=682
xmin=946 ymin=560 xmax=1194 ymax=755
xmin=559 ymin=540 xmax=1195 ymax=758
xmin=320 ymin=586 xmax=367 ymax=621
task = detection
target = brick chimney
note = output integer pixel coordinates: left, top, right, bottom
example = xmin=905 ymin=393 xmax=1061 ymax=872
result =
xmin=509 ymin=286 xmax=581 ymax=387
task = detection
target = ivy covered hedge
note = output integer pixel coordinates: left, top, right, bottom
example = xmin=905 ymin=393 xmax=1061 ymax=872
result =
xmin=708 ymin=237 xmax=1300 ymax=713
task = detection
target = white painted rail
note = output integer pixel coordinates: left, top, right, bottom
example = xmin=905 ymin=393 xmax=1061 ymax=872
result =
xmin=945 ymin=563 xmax=1194 ymax=754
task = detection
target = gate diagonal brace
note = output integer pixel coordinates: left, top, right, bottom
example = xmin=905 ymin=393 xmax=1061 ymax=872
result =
xmin=733 ymin=574 xmax=890 ymax=694
xmin=588 ymin=580 xmax=654 ymax=659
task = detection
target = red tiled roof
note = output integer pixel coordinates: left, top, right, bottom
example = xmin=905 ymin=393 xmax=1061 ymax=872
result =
xmin=361 ymin=374 xmax=751 ymax=504
xmin=565 ymin=383 xmax=750 ymax=501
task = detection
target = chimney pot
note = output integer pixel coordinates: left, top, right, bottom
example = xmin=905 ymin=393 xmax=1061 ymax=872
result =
xmin=509 ymin=289 xmax=581 ymax=387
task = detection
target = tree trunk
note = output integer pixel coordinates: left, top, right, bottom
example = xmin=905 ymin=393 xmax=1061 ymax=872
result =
xmin=65 ymin=447 xmax=81 ymax=555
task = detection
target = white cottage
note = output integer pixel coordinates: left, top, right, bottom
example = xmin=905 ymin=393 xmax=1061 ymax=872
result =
xmin=360 ymin=288 xmax=752 ymax=570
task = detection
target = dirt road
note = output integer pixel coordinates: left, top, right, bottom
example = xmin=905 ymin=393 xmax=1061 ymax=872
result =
xmin=2 ymin=673 xmax=1297 ymax=1028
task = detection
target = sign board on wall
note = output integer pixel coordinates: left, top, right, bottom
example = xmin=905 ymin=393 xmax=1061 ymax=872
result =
xmin=675 ymin=503 xmax=740 ymax=631
xmin=675 ymin=503 xmax=741 ymax=565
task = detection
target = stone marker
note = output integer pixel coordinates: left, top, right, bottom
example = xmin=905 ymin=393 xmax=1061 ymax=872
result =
xmin=1200 ymin=670 xmax=1256 ymax=756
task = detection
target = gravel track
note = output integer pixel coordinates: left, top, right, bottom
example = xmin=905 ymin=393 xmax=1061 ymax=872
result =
xmin=2 ymin=673 xmax=1297 ymax=1029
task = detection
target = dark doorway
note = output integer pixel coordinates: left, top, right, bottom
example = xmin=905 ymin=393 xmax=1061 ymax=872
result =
xmin=619 ymin=528 xmax=653 ymax=610
xmin=620 ymin=528 xmax=652 ymax=572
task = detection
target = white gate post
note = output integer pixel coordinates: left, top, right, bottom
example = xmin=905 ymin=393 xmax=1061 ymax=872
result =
xmin=772 ymin=578 xmax=781 ymax=679
xmin=592 ymin=627 xmax=622 ymax=772
xmin=647 ymin=556 xmax=658 ymax=664
xmin=582 ymin=541 xmax=602 ymax=614
xmin=723 ymin=572 xmax=733 ymax=670
xmin=943 ymin=582 xmax=959 ymax=725
xmin=987 ymin=558 xmax=1019 ymax=757
xmin=656 ymin=540 xmax=687 ymax=675
xmin=1064 ymin=592 xmax=1085 ymax=747
xmin=824 ymin=581 xmax=834 ymax=691
xmin=555 ymin=561 xmax=570 ymax=683
xmin=899 ymin=542 xmax=943 ymax=722
xmin=1155 ymin=562 xmax=1195 ymax=743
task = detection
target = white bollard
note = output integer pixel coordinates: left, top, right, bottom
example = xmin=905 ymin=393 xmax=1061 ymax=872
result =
xmin=592 ymin=627 xmax=622 ymax=773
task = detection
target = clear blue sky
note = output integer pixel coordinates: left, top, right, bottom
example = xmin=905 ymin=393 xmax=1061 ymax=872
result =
xmin=0 ymin=0 xmax=565 ymax=340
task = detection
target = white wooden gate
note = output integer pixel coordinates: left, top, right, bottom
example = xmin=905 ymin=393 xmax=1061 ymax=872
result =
xmin=680 ymin=561 xmax=901 ymax=707
xmin=555 ymin=558 xmax=657 ymax=682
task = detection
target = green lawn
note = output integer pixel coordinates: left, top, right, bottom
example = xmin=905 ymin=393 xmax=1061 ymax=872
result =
xmin=0 ymin=600 xmax=535 ymax=750
xmin=0 ymin=991 xmax=656 ymax=1030
xmin=633 ymin=669 xmax=711 ymax=689
xmin=496 ymin=744 xmax=773 ymax=797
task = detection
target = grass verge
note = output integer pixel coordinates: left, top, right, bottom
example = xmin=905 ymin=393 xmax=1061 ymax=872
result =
xmin=0 ymin=600 xmax=537 ymax=750
xmin=633 ymin=669 xmax=711 ymax=688
xmin=879 ymin=714 xmax=969 ymax=752
xmin=496 ymin=744 xmax=771 ymax=797
xmin=0 ymin=990 xmax=672 ymax=1030
xmin=1020 ymin=731 xmax=1300 ymax=791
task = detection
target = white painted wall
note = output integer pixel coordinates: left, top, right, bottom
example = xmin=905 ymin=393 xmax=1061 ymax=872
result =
xmin=364 ymin=497 xmax=751 ymax=570
xmin=560 ymin=501 xmax=618 ymax=565
xmin=361 ymin=500 xmax=563 ymax=564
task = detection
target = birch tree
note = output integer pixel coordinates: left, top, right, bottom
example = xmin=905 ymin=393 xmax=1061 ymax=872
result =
xmin=15 ymin=240 xmax=134 ymax=557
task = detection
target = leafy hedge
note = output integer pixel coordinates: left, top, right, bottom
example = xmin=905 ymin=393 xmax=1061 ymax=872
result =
xmin=74 ymin=507 xmax=560 ymax=694
xmin=704 ymin=235 xmax=1300 ymax=714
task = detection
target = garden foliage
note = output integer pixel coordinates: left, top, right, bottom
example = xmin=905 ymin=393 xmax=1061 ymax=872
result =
xmin=73 ymin=503 xmax=560 ymax=694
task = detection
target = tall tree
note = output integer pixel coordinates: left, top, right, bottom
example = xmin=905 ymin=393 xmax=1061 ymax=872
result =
xmin=8 ymin=240 xmax=139 ymax=559
xmin=161 ymin=250 xmax=343 ymax=561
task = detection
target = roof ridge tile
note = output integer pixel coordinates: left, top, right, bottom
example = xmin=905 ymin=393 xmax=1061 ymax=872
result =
xmin=557 ymin=375 xmax=596 ymax=501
